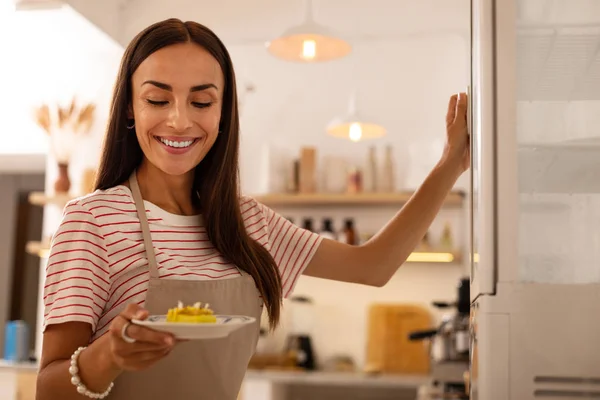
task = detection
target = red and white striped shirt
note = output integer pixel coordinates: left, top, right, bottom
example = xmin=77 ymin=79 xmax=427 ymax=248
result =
xmin=42 ymin=185 xmax=322 ymax=341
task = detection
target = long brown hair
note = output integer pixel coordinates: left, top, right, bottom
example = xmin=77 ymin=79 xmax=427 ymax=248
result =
xmin=95 ymin=18 xmax=282 ymax=328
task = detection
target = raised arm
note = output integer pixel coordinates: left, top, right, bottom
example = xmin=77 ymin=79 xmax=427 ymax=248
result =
xmin=303 ymin=92 xmax=469 ymax=286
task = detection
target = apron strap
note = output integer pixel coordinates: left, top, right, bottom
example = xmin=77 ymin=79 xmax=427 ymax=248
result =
xmin=129 ymin=170 xmax=245 ymax=279
xmin=129 ymin=171 xmax=161 ymax=280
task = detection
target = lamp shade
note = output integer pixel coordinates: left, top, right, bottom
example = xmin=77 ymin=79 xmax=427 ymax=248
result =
xmin=266 ymin=22 xmax=351 ymax=62
xmin=327 ymin=119 xmax=386 ymax=142
xmin=266 ymin=0 xmax=351 ymax=62
xmin=327 ymin=93 xmax=386 ymax=142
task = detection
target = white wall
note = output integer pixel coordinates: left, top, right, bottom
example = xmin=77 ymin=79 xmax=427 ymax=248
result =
xmin=0 ymin=4 xmax=122 ymax=162
xmin=228 ymin=34 xmax=470 ymax=195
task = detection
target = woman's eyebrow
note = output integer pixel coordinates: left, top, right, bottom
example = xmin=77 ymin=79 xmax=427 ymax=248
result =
xmin=142 ymin=80 xmax=218 ymax=92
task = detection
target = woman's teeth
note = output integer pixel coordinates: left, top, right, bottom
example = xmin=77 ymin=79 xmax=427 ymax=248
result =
xmin=159 ymin=138 xmax=194 ymax=148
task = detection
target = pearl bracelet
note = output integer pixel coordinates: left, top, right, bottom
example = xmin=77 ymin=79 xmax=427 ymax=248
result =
xmin=69 ymin=346 xmax=114 ymax=399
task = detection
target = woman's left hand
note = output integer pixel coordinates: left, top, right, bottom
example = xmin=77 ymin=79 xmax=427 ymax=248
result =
xmin=441 ymin=92 xmax=470 ymax=174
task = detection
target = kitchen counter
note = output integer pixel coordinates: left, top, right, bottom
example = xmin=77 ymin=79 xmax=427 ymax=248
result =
xmin=245 ymin=369 xmax=430 ymax=388
xmin=241 ymin=370 xmax=430 ymax=400
xmin=0 ymin=360 xmax=38 ymax=400
xmin=0 ymin=361 xmax=432 ymax=400
xmin=0 ymin=360 xmax=38 ymax=372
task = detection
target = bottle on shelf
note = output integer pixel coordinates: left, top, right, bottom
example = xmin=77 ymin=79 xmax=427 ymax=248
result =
xmin=340 ymin=218 xmax=358 ymax=245
xmin=346 ymin=167 xmax=362 ymax=194
xmin=363 ymin=146 xmax=377 ymax=193
xmin=299 ymin=147 xmax=317 ymax=193
xmin=302 ymin=218 xmax=315 ymax=232
xmin=439 ymin=222 xmax=454 ymax=251
xmin=319 ymin=218 xmax=337 ymax=240
xmin=379 ymin=144 xmax=395 ymax=193
xmin=286 ymin=159 xmax=300 ymax=193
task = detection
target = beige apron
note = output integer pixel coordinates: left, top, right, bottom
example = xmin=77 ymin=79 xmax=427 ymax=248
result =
xmin=107 ymin=172 xmax=262 ymax=399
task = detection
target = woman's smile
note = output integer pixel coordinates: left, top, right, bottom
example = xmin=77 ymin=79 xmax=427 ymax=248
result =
xmin=153 ymin=135 xmax=202 ymax=155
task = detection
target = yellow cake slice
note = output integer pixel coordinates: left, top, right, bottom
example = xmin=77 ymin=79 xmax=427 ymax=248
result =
xmin=166 ymin=301 xmax=217 ymax=323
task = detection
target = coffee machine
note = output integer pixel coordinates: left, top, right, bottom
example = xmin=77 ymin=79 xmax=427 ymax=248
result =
xmin=284 ymin=295 xmax=317 ymax=370
xmin=409 ymin=277 xmax=470 ymax=399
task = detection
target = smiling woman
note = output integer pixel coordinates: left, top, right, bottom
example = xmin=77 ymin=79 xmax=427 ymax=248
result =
xmin=36 ymin=18 xmax=301 ymax=400
xmin=35 ymin=15 xmax=469 ymax=400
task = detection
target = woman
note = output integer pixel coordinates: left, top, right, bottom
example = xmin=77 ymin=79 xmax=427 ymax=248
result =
xmin=36 ymin=18 xmax=469 ymax=400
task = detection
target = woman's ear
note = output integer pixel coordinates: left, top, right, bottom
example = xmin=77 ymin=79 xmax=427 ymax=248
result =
xmin=126 ymin=104 xmax=135 ymax=130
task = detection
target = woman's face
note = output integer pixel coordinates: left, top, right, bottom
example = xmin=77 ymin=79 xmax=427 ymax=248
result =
xmin=130 ymin=42 xmax=225 ymax=177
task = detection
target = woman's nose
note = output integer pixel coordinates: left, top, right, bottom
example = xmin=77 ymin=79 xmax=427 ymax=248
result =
xmin=166 ymin=101 xmax=193 ymax=132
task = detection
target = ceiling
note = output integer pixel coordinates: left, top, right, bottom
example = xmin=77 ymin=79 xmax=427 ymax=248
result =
xmin=65 ymin=0 xmax=470 ymax=48
xmin=19 ymin=0 xmax=600 ymax=49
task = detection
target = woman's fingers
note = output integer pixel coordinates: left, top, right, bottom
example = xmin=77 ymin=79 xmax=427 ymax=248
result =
xmin=454 ymin=92 xmax=468 ymax=125
xmin=446 ymin=94 xmax=458 ymax=127
xmin=123 ymin=320 xmax=174 ymax=346
xmin=110 ymin=314 xmax=174 ymax=347
xmin=106 ymin=303 xmax=179 ymax=372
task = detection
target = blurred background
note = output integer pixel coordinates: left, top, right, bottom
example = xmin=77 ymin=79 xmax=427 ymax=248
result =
xmin=0 ymin=1 xmax=471 ymax=399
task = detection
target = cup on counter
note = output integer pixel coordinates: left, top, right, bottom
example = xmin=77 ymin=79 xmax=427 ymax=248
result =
xmin=3 ymin=320 xmax=29 ymax=362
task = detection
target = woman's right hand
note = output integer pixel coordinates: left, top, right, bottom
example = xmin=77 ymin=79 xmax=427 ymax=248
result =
xmin=107 ymin=303 xmax=176 ymax=371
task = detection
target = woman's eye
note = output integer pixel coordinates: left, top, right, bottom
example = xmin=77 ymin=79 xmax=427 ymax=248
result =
xmin=146 ymin=99 xmax=168 ymax=106
xmin=192 ymin=102 xmax=212 ymax=109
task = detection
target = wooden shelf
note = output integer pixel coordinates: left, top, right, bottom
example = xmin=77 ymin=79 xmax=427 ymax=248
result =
xmin=25 ymin=241 xmax=50 ymax=259
xmin=28 ymin=192 xmax=75 ymax=207
xmin=29 ymin=191 xmax=465 ymax=208
xmin=24 ymin=239 xmax=460 ymax=264
xmin=253 ymin=191 xmax=465 ymax=208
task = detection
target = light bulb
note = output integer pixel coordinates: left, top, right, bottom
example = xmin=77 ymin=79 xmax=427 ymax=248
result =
xmin=349 ymin=122 xmax=362 ymax=142
xmin=302 ymin=39 xmax=316 ymax=59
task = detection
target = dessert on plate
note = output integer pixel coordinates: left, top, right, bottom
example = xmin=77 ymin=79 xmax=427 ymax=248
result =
xmin=166 ymin=301 xmax=217 ymax=323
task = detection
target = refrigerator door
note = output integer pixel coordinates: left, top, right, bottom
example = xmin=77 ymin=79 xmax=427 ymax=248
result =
xmin=469 ymin=0 xmax=497 ymax=301
xmin=472 ymin=0 xmax=600 ymax=399
xmin=511 ymin=0 xmax=600 ymax=285
xmin=473 ymin=0 xmax=600 ymax=288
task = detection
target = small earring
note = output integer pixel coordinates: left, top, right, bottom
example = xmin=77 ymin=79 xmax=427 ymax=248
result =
xmin=126 ymin=119 xmax=135 ymax=129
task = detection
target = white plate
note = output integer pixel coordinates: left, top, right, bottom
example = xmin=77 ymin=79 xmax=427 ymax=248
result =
xmin=131 ymin=315 xmax=256 ymax=340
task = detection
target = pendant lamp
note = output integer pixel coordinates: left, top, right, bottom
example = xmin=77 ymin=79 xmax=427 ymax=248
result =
xmin=327 ymin=91 xmax=386 ymax=142
xmin=266 ymin=0 xmax=351 ymax=62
